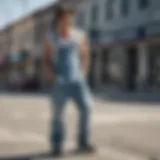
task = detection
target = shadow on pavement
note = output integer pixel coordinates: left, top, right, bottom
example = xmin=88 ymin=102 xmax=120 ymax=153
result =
xmin=0 ymin=151 xmax=75 ymax=160
xmin=95 ymin=91 xmax=160 ymax=105
xmin=0 ymin=152 xmax=51 ymax=160
xmin=0 ymin=151 xmax=90 ymax=160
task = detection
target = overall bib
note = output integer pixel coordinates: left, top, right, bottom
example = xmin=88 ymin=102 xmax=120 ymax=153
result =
xmin=50 ymin=30 xmax=92 ymax=150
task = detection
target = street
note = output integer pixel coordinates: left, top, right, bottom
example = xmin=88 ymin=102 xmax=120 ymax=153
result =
xmin=0 ymin=94 xmax=160 ymax=160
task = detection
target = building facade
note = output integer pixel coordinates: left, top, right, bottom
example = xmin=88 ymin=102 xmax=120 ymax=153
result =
xmin=11 ymin=16 xmax=35 ymax=54
xmin=0 ymin=26 xmax=12 ymax=56
xmin=0 ymin=25 xmax=12 ymax=89
xmin=0 ymin=0 xmax=159 ymax=92
xmin=0 ymin=1 xmax=59 ymax=90
xmin=74 ymin=0 xmax=160 ymax=92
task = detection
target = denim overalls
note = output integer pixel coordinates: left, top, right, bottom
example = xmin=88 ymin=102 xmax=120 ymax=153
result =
xmin=50 ymin=29 xmax=92 ymax=150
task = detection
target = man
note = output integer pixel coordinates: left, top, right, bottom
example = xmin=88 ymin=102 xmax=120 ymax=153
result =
xmin=42 ymin=6 xmax=94 ymax=157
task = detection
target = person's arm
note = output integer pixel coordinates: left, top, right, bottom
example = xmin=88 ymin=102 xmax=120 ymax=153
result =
xmin=80 ymin=33 xmax=90 ymax=76
xmin=41 ymin=39 xmax=53 ymax=82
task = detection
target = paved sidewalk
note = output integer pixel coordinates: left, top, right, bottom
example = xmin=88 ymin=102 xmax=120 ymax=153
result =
xmin=0 ymin=95 xmax=160 ymax=160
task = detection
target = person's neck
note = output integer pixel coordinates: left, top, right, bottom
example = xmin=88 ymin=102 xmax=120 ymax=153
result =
xmin=57 ymin=27 xmax=72 ymax=39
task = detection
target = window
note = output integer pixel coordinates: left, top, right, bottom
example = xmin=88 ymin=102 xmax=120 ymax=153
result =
xmin=77 ymin=11 xmax=85 ymax=28
xmin=91 ymin=4 xmax=99 ymax=24
xmin=105 ymin=0 xmax=115 ymax=20
xmin=121 ymin=0 xmax=129 ymax=16
xmin=139 ymin=0 xmax=149 ymax=9
xmin=89 ymin=29 xmax=99 ymax=44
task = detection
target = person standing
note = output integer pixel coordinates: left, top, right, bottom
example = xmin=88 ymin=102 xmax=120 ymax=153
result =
xmin=42 ymin=6 xmax=94 ymax=157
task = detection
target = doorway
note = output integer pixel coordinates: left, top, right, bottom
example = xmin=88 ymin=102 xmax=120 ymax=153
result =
xmin=88 ymin=50 xmax=97 ymax=89
xmin=126 ymin=47 xmax=138 ymax=91
xmin=101 ymin=49 xmax=109 ymax=85
xmin=148 ymin=44 xmax=160 ymax=90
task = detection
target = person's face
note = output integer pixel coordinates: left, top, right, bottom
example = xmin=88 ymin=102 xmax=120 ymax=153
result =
xmin=58 ymin=13 xmax=74 ymax=30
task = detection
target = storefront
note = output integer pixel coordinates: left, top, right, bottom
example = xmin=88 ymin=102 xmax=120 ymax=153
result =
xmin=143 ymin=22 xmax=160 ymax=91
xmin=88 ymin=20 xmax=160 ymax=92
xmin=145 ymin=22 xmax=160 ymax=91
xmin=0 ymin=55 xmax=6 ymax=90
xmin=147 ymin=43 xmax=160 ymax=91
xmin=89 ymin=27 xmax=140 ymax=91
xmin=88 ymin=50 xmax=97 ymax=89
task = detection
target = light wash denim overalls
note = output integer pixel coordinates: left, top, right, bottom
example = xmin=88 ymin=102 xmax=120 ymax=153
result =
xmin=49 ymin=29 xmax=92 ymax=150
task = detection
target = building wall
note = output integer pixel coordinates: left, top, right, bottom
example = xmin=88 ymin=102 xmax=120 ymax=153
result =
xmin=0 ymin=27 xmax=12 ymax=55
xmin=33 ymin=4 xmax=57 ymax=56
xmin=34 ymin=11 xmax=53 ymax=45
xmin=5 ymin=27 xmax=12 ymax=54
xmin=11 ymin=17 xmax=35 ymax=53
xmin=75 ymin=0 xmax=160 ymax=45
xmin=0 ymin=30 xmax=7 ymax=55
xmin=99 ymin=0 xmax=150 ymax=30
xmin=148 ymin=0 xmax=160 ymax=22
xmin=76 ymin=0 xmax=156 ymax=30
xmin=137 ymin=43 xmax=148 ymax=90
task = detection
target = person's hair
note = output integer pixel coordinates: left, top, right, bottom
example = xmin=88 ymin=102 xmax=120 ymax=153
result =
xmin=55 ymin=6 xmax=75 ymax=23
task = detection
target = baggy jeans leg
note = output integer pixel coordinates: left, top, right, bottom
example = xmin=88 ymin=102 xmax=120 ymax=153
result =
xmin=50 ymin=84 xmax=68 ymax=151
xmin=71 ymin=82 xmax=93 ymax=146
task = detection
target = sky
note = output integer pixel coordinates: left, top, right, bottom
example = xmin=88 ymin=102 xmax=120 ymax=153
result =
xmin=0 ymin=0 xmax=57 ymax=28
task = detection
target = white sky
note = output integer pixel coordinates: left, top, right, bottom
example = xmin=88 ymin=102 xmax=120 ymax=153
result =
xmin=0 ymin=0 xmax=57 ymax=29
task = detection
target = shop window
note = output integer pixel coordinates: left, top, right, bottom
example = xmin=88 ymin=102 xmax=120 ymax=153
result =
xmin=105 ymin=0 xmax=115 ymax=20
xmin=91 ymin=4 xmax=99 ymax=24
xmin=148 ymin=44 xmax=160 ymax=90
xmin=101 ymin=49 xmax=109 ymax=85
xmin=121 ymin=0 xmax=130 ymax=16
xmin=105 ymin=48 xmax=127 ymax=88
xmin=89 ymin=29 xmax=99 ymax=44
xmin=76 ymin=11 xmax=85 ymax=28
xmin=88 ymin=50 xmax=97 ymax=89
xmin=126 ymin=47 xmax=138 ymax=91
xmin=139 ymin=0 xmax=149 ymax=9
